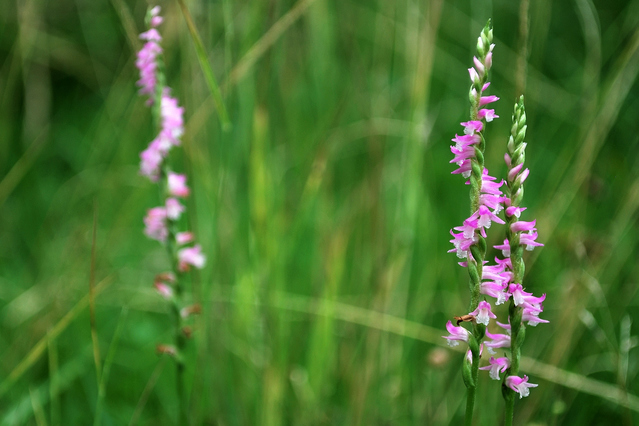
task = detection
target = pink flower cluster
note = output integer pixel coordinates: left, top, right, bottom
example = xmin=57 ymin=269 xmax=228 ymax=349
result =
xmin=136 ymin=6 xmax=163 ymax=99
xmin=443 ymin=32 xmax=547 ymax=398
xmin=137 ymin=7 xmax=206 ymax=277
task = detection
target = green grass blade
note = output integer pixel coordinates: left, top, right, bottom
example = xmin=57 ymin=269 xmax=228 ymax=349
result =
xmin=176 ymin=0 xmax=231 ymax=130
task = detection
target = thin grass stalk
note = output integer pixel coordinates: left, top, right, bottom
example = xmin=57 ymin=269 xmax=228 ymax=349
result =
xmin=47 ymin=334 xmax=60 ymax=426
xmin=29 ymin=387 xmax=47 ymax=426
xmin=0 ymin=277 xmax=112 ymax=399
xmin=90 ymin=200 xmax=102 ymax=387
xmin=129 ymin=358 xmax=168 ymax=426
xmin=94 ymin=308 xmax=128 ymax=426
xmin=176 ymin=0 xmax=231 ymax=130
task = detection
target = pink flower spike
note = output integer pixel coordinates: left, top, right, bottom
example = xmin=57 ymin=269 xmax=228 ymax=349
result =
xmin=479 ymin=95 xmax=499 ymax=106
xmin=461 ymin=120 xmax=483 ymax=135
xmin=168 ymin=172 xmax=190 ymax=197
xmin=144 ymin=207 xmax=168 ymax=242
xmin=511 ymin=220 xmax=537 ymax=233
xmin=178 ymin=244 xmax=206 ymax=271
xmin=165 ymin=198 xmax=185 ymax=220
xmin=176 ymin=232 xmax=194 ymax=245
xmin=470 ymin=301 xmax=497 ymax=326
xmin=442 ymin=321 xmax=470 ymax=347
xmin=478 ymin=109 xmax=499 ymax=122
xmin=479 ymin=356 xmax=510 ymax=380
xmin=505 ymin=375 xmax=538 ymax=398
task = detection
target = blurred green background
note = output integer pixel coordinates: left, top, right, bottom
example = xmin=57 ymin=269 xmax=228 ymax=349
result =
xmin=1 ymin=0 xmax=639 ymax=424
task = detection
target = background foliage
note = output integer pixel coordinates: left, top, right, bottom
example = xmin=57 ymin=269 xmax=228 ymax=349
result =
xmin=1 ymin=0 xmax=639 ymax=424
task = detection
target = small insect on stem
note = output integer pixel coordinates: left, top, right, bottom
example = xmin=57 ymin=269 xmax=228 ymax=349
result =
xmin=453 ymin=314 xmax=476 ymax=326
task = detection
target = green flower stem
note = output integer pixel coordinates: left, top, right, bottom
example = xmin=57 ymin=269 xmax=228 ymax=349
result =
xmin=504 ymin=396 xmax=514 ymax=426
